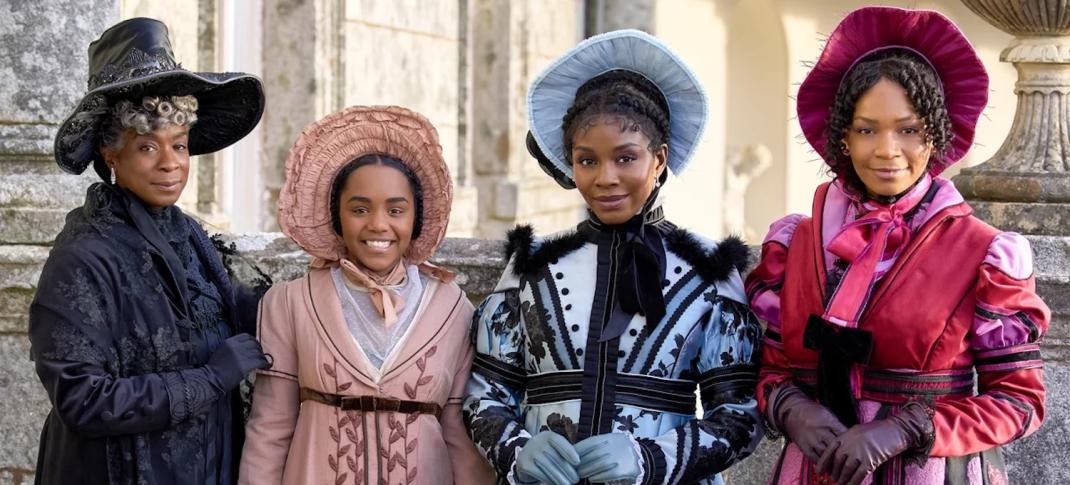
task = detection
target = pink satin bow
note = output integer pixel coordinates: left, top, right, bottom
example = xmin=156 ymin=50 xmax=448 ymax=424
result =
xmin=824 ymin=205 xmax=911 ymax=326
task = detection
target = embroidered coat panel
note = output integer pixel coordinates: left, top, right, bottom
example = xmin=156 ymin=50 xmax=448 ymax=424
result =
xmin=239 ymin=268 xmax=494 ymax=485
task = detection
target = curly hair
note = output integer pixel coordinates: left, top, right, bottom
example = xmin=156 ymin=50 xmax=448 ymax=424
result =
xmin=329 ymin=154 xmax=424 ymax=240
xmin=100 ymin=95 xmax=199 ymax=151
xmin=561 ymin=70 xmax=670 ymax=162
xmin=823 ymin=49 xmax=952 ymax=195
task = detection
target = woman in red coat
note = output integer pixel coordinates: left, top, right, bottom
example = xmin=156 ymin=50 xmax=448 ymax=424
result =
xmin=747 ymin=7 xmax=1050 ymax=485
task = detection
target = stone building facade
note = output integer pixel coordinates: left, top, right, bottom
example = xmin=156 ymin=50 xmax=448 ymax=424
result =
xmin=110 ymin=0 xmax=1026 ymax=241
xmin=0 ymin=1 xmax=1067 ymax=484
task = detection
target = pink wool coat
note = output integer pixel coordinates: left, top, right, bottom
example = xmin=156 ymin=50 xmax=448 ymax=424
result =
xmin=239 ymin=268 xmax=495 ymax=484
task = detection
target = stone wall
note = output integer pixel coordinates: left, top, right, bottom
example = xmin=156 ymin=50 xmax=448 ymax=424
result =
xmin=0 ymin=3 xmax=120 ymax=482
xmin=463 ymin=0 xmax=589 ymax=238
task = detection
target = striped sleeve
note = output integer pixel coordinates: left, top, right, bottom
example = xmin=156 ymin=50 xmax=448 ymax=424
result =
xmin=931 ymin=232 xmax=1050 ymax=456
xmin=745 ymin=214 xmax=804 ymax=414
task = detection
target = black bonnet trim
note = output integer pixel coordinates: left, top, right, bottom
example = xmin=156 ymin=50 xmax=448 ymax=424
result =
xmin=506 ymin=224 xmax=588 ymax=277
xmin=663 ymin=229 xmax=748 ymax=283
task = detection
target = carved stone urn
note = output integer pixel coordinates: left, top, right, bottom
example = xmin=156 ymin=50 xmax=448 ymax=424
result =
xmin=955 ymin=5 xmax=1070 ymax=485
xmin=955 ymin=0 xmax=1070 ymax=234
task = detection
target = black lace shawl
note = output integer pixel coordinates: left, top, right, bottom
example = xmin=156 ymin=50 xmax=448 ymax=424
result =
xmin=28 ymin=183 xmax=260 ymax=485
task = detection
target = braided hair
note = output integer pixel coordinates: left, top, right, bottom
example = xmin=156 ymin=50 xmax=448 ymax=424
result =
xmin=561 ymin=70 xmax=671 ymax=162
xmin=329 ymin=154 xmax=424 ymax=239
xmin=823 ymin=48 xmax=953 ymax=196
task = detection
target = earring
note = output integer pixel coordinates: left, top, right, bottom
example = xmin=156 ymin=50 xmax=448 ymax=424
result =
xmin=840 ymin=143 xmax=850 ymax=156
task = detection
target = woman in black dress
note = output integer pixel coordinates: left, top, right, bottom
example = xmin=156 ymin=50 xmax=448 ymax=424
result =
xmin=30 ymin=18 xmax=268 ymax=485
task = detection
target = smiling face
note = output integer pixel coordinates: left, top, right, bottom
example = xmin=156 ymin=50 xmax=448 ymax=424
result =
xmin=336 ymin=163 xmax=416 ymax=275
xmin=571 ymin=116 xmax=667 ymax=225
xmin=102 ymin=124 xmax=190 ymax=209
xmin=843 ymin=78 xmax=934 ymax=198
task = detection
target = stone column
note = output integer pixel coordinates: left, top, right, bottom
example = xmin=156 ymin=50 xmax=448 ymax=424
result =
xmin=585 ymin=0 xmax=656 ymax=35
xmin=195 ymin=0 xmax=224 ymax=223
xmin=254 ymin=0 xmax=347 ymax=232
xmin=260 ymin=0 xmax=329 ymax=231
xmin=955 ymin=1 xmax=1070 ymax=483
xmin=469 ymin=0 xmax=585 ymax=238
xmin=0 ymin=2 xmax=119 ymax=483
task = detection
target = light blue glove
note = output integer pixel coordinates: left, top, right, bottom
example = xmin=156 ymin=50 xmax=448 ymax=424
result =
xmin=515 ymin=431 xmax=581 ymax=485
xmin=575 ymin=433 xmax=641 ymax=484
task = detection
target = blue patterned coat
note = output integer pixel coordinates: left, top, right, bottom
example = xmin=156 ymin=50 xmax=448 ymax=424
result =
xmin=463 ymin=216 xmax=763 ymax=485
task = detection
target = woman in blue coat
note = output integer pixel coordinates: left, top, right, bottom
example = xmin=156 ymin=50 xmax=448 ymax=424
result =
xmin=463 ymin=30 xmax=763 ymax=485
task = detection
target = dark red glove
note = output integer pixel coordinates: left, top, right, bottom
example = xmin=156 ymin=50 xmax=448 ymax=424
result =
xmin=767 ymin=383 xmax=848 ymax=463
xmin=816 ymin=402 xmax=934 ymax=485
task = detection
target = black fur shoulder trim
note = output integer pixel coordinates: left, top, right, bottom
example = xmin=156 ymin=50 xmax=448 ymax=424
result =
xmin=505 ymin=224 xmax=588 ymax=276
xmin=664 ymin=229 xmax=748 ymax=283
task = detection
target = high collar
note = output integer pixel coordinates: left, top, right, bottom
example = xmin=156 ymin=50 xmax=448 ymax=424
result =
xmin=839 ymin=174 xmax=933 ymax=214
xmin=84 ymin=182 xmax=182 ymax=225
xmin=583 ymin=203 xmax=665 ymax=232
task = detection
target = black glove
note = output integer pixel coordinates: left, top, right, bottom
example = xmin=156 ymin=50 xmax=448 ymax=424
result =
xmin=206 ymin=333 xmax=270 ymax=391
xmin=816 ymin=402 xmax=934 ymax=485
xmin=768 ymin=383 xmax=848 ymax=463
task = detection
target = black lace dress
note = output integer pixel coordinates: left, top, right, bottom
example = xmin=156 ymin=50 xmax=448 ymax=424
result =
xmin=29 ymin=183 xmax=258 ymax=485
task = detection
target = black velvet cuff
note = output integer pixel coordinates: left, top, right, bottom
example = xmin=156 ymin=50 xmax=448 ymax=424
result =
xmin=161 ymin=371 xmax=189 ymax=426
xmin=162 ymin=367 xmax=225 ymax=426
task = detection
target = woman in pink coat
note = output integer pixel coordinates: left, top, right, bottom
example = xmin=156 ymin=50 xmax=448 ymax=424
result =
xmin=239 ymin=106 xmax=494 ymax=484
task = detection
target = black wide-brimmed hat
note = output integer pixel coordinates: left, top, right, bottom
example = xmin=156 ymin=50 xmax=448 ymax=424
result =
xmin=54 ymin=17 xmax=265 ymax=177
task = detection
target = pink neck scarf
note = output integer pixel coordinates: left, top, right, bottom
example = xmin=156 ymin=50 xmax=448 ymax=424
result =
xmin=822 ymin=176 xmax=932 ymax=327
xmin=310 ymin=256 xmax=456 ymax=327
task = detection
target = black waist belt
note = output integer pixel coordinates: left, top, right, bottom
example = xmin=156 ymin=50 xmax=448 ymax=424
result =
xmin=300 ymin=387 xmax=441 ymax=417
xmin=527 ymin=371 xmax=697 ymax=415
